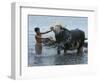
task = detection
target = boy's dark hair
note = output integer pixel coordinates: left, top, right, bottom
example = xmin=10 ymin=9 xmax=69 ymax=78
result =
xmin=34 ymin=27 xmax=40 ymax=32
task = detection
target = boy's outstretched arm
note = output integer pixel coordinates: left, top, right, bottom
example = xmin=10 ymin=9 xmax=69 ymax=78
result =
xmin=40 ymin=30 xmax=52 ymax=34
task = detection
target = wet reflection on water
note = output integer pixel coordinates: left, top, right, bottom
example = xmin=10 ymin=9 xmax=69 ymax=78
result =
xmin=28 ymin=46 xmax=88 ymax=66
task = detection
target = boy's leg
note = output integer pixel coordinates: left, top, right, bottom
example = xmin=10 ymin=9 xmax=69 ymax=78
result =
xmin=39 ymin=44 xmax=42 ymax=55
xmin=35 ymin=44 xmax=42 ymax=55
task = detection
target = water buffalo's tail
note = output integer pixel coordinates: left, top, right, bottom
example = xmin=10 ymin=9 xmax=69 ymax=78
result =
xmin=84 ymin=38 xmax=88 ymax=48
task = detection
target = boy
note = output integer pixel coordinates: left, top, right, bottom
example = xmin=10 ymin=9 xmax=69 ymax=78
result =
xmin=34 ymin=27 xmax=52 ymax=55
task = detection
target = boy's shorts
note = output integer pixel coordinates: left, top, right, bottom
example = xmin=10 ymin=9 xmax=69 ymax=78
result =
xmin=35 ymin=43 xmax=42 ymax=55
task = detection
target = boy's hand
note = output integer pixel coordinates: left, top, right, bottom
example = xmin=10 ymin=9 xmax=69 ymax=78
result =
xmin=50 ymin=27 xmax=54 ymax=31
xmin=46 ymin=37 xmax=50 ymax=40
xmin=46 ymin=37 xmax=53 ymax=40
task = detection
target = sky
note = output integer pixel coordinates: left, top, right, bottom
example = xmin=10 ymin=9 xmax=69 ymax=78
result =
xmin=28 ymin=15 xmax=88 ymax=46
xmin=28 ymin=15 xmax=88 ymax=36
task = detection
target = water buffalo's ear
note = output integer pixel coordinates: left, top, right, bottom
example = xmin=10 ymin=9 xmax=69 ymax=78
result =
xmin=50 ymin=26 xmax=54 ymax=30
xmin=59 ymin=26 xmax=62 ymax=29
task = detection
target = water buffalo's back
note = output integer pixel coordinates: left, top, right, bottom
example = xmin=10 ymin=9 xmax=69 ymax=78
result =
xmin=70 ymin=29 xmax=85 ymax=41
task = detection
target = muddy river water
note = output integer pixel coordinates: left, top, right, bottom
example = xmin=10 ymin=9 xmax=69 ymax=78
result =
xmin=28 ymin=46 xmax=88 ymax=66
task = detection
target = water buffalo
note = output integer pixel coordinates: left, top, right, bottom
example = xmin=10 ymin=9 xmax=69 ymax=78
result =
xmin=51 ymin=25 xmax=85 ymax=54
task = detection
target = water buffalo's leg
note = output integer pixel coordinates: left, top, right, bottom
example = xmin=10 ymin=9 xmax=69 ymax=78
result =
xmin=64 ymin=49 xmax=67 ymax=54
xmin=77 ymin=42 xmax=84 ymax=54
xmin=77 ymin=39 xmax=84 ymax=54
xmin=77 ymin=47 xmax=83 ymax=54
xmin=57 ymin=50 xmax=60 ymax=54
xmin=57 ymin=46 xmax=61 ymax=54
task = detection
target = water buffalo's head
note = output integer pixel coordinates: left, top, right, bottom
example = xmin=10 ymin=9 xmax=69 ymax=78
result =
xmin=50 ymin=25 xmax=71 ymax=44
xmin=50 ymin=25 xmax=63 ymax=34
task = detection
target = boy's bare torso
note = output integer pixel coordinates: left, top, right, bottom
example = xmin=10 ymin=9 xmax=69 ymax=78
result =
xmin=35 ymin=33 xmax=42 ymax=44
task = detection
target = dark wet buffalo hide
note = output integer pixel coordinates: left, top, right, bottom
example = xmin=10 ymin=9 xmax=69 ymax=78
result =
xmin=55 ymin=28 xmax=85 ymax=54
